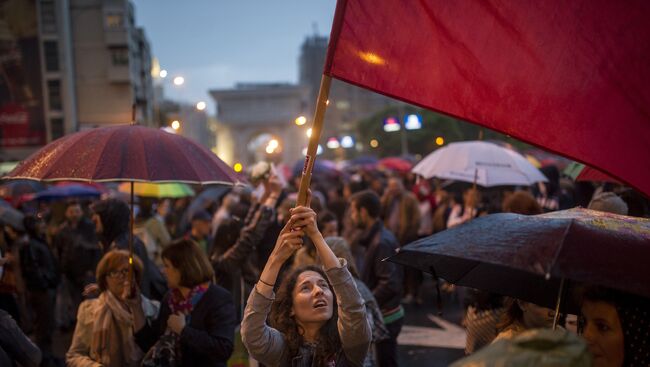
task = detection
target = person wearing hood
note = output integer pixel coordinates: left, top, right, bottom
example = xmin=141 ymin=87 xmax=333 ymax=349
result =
xmin=91 ymin=199 xmax=166 ymax=300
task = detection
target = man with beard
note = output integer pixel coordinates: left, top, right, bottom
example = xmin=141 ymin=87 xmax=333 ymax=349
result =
xmin=350 ymin=190 xmax=404 ymax=367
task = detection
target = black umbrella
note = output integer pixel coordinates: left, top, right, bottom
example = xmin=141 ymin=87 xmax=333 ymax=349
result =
xmin=389 ymin=208 xmax=650 ymax=313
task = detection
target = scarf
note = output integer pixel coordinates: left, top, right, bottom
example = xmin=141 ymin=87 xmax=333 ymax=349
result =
xmin=90 ymin=291 xmax=141 ymax=367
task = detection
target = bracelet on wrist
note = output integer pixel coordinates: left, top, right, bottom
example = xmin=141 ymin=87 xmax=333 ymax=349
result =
xmin=258 ymin=278 xmax=274 ymax=287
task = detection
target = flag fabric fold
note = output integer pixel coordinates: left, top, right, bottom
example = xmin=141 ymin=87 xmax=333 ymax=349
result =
xmin=324 ymin=0 xmax=650 ymax=196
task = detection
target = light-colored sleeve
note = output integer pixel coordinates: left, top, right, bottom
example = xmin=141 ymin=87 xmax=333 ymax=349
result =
xmin=325 ymin=259 xmax=372 ymax=367
xmin=66 ymin=301 xmax=103 ymax=367
xmin=240 ymin=287 xmax=288 ymax=366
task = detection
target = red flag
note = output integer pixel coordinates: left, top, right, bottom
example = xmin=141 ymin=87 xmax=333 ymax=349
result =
xmin=324 ymin=0 xmax=650 ymax=197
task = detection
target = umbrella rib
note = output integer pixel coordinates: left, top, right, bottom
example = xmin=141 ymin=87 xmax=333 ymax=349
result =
xmin=547 ymin=219 xmax=574 ymax=278
xmin=171 ymin=135 xmax=203 ymax=183
xmin=91 ymin=127 xmax=121 ymax=181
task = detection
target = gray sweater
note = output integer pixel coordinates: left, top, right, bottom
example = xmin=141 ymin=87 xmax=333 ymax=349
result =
xmin=241 ymin=260 xmax=371 ymax=367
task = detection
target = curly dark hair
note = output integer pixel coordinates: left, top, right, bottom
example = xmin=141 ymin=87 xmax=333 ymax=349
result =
xmin=270 ymin=266 xmax=341 ymax=367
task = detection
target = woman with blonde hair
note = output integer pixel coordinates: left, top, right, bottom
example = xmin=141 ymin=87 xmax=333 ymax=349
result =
xmin=66 ymin=250 xmax=159 ymax=367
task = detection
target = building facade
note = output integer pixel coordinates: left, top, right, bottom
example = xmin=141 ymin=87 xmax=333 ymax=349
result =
xmin=0 ymin=0 xmax=154 ymax=162
xmin=210 ymin=83 xmax=309 ymax=167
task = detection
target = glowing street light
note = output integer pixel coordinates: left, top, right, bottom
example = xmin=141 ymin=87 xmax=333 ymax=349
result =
xmin=295 ymin=116 xmax=307 ymax=126
xmin=436 ymin=136 xmax=445 ymax=146
xmin=173 ymin=76 xmax=185 ymax=86
xmin=383 ymin=117 xmax=401 ymax=132
xmin=370 ymin=139 xmax=379 ymax=148
xmin=171 ymin=120 xmax=180 ymax=130
xmin=340 ymin=135 xmax=355 ymax=148
xmin=326 ymin=137 xmax=340 ymax=149
xmin=306 ymin=128 xmax=313 ymax=138
xmin=233 ymin=163 xmax=243 ymax=172
xmin=159 ymin=69 xmax=168 ymax=78
xmin=196 ymin=101 xmax=206 ymax=111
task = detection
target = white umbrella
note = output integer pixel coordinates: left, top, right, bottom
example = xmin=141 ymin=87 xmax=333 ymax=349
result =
xmin=413 ymin=141 xmax=548 ymax=187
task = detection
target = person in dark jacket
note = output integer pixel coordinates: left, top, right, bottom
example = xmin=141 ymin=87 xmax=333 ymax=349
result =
xmin=350 ymin=190 xmax=404 ymax=367
xmin=132 ymin=239 xmax=236 ymax=367
xmin=0 ymin=308 xmax=41 ymax=367
xmin=91 ymin=198 xmax=167 ymax=300
xmin=19 ymin=214 xmax=59 ymax=364
xmin=210 ymin=192 xmax=277 ymax=321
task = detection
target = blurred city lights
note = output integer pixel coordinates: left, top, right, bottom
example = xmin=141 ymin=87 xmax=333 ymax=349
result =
xmin=295 ymin=116 xmax=307 ymax=126
xmin=325 ymin=99 xmax=330 ymax=106
xmin=265 ymin=138 xmax=280 ymax=154
xmin=302 ymin=145 xmax=323 ymax=156
xmin=326 ymin=137 xmax=340 ymax=149
xmin=370 ymin=139 xmax=379 ymax=148
xmin=306 ymin=128 xmax=312 ymax=138
xmin=405 ymin=114 xmax=422 ymax=130
xmin=173 ymin=76 xmax=185 ymax=86
xmin=436 ymin=136 xmax=445 ymax=146
xmin=383 ymin=117 xmax=401 ymax=132
xmin=233 ymin=163 xmax=243 ymax=172
xmin=171 ymin=120 xmax=180 ymax=130
xmin=340 ymin=135 xmax=354 ymax=148
xmin=196 ymin=101 xmax=206 ymax=111
xmin=159 ymin=69 xmax=168 ymax=78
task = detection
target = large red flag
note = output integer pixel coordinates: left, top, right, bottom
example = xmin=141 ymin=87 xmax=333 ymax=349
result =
xmin=324 ymin=0 xmax=650 ymax=197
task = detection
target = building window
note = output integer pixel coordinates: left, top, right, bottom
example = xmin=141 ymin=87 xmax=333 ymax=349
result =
xmin=51 ymin=118 xmax=64 ymax=139
xmin=47 ymin=80 xmax=62 ymax=111
xmin=44 ymin=41 xmax=59 ymax=71
xmin=105 ymin=12 xmax=124 ymax=29
xmin=40 ymin=1 xmax=57 ymax=34
xmin=111 ymin=47 xmax=129 ymax=66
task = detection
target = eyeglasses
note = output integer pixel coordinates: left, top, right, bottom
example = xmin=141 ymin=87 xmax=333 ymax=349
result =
xmin=108 ymin=269 xmax=129 ymax=279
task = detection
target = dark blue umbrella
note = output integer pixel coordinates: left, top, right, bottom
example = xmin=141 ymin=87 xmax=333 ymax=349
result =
xmin=33 ymin=184 xmax=101 ymax=201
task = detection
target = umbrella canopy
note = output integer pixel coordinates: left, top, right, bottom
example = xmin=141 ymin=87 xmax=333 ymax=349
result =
xmin=412 ymin=141 xmax=547 ymax=187
xmin=0 ymin=199 xmax=24 ymax=230
xmin=292 ymin=159 xmax=340 ymax=178
xmin=118 ymin=182 xmax=195 ymax=198
xmin=564 ymin=162 xmax=621 ymax=184
xmin=389 ymin=208 xmax=650 ymax=309
xmin=0 ymin=180 xmax=45 ymax=198
xmin=4 ymin=124 xmax=241 ymax=185
xmin=378 ymin=157 xmax=413 ymax=173
xmin=32 ymin=184 xmax=101 ymax=201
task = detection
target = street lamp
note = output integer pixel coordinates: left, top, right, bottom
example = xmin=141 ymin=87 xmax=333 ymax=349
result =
xmin=159 ymin=69 xmax=168 ymax=78
xmin=295 ymin=116 xmax=307 ymax=126
xmin=173 ymin=76 xmax=185 ymax=86
xmin=171 ymin=120 xmax=181 ymax=130
xmin=196 ymin=101 xmax=206 ymax=111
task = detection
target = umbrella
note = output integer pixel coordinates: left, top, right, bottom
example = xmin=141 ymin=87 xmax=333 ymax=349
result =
xmin=0 ymin=180 xmax=45 ymax=198
xmin=118 ymin=182 xmax=195 ymax=198
xmin=31 ymin=184 xmax=101 ymax=201
xmin=563 ymin=162 xmax=621 ymax=184
xmin=378 ymin=157 xmax=413 ymax=173
xmin=389 ymin=208 xmax=650 ymax=311
xmin=292 ymin=159 xmax=339 ymax=178
xmin=3 ymin=124 xmax=241 ymax=279
xmin=412 ymin=141 xmax=548 ymax=187
xmin=5 ymin=124 xmax=241 ymax=184
xmin=0 ymin=199 xmax=24 ymax=230
xmin=180 ymin=186 xmax=232 ymax=234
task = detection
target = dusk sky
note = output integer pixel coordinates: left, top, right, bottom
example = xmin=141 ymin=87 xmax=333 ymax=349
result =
xmin=136 ymin=1 xmax=336 ymax=114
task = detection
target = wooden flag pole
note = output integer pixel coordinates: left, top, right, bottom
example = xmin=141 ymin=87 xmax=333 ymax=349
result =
xmin=297 ymin=74 xmax=332 ymax=206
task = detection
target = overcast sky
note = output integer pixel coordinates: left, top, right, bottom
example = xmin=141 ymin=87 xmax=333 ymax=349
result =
xmin=136 ymin=0 xmax=336 ymax=113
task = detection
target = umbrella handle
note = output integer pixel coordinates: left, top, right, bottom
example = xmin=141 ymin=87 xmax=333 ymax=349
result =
xmin=552 ymin=278 xmax=566 ymax=330
xmin=430 ymin=266 xmax=443 ymax=316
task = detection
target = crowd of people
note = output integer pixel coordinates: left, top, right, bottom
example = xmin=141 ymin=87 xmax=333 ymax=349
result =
xmin=0 ymin=159 xmax=648 ymax=367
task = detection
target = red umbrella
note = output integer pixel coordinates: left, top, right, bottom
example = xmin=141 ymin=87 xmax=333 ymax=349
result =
xmin=4 ymin=124 xmax=241 ymax=282
xmin=6 ymin=125 xmax=241 ymax=184
xmin=378 ymin=157 xmax=413 ymax=173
